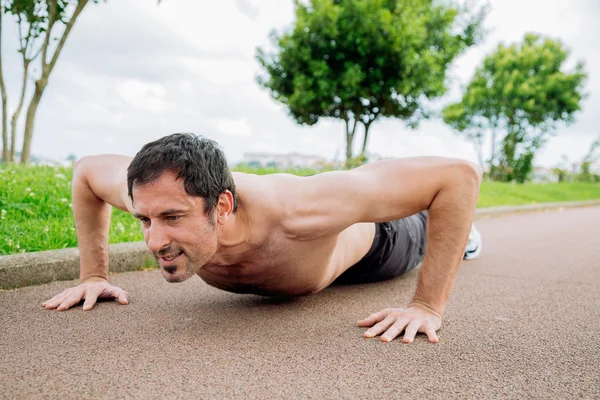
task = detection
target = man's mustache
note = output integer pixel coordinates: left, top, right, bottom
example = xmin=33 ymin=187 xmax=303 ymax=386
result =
xmin=154 ymin=247 xmax=184 ymax=257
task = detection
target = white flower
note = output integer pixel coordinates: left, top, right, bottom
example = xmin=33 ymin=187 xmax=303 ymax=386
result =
xmin=60 ymin=198 xmax=68 ymax=203
xmin=25 ymin=188 xmax=31 ymax=192
xmin=29 ymin=192 xmax=35 ymax=197
xmin=54 ymin=173 xmax=66 ymax=179
xmin=44 ymin=226 xmax=49 ymax=233
xmin=16 ymin=244 xmax=20 ymax=249
xmin=116 ymin=222 xmax=125 ymax=233
xmin=0 ymin=209 xmax=5 ymax=220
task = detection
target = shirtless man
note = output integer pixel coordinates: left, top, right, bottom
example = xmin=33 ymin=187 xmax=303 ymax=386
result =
xmin=42 ymin=133 xmax=483 ymax=344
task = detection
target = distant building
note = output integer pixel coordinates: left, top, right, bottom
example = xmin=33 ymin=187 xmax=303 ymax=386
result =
xmin=240 ymin=152 xmax=331 ymax=169
xmin=11 ymin=152 xmax=63 ymax=166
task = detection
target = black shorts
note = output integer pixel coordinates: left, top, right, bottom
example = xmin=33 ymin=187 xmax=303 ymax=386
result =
xmin=334 ymin=211 xmax=428 ymax=284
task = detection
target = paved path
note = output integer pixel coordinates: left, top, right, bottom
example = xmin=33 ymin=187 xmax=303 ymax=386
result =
xmin=1 ymin=207 xmax=599 ymax=399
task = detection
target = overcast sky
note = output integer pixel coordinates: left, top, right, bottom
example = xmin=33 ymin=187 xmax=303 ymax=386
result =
xmin=1 ymin=0 xmax=598 ymax=167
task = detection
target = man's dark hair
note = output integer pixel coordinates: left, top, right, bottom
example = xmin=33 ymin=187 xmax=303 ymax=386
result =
xmin=127 ymin=133 xmax=238 ymax=217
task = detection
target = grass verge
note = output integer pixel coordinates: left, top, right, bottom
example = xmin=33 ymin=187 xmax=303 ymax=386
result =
xmin=1 ymin=164 xmax=599 ymax=255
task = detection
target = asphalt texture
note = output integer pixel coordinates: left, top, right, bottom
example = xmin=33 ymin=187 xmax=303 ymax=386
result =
xmin=1 ymin=207 xmax=599 ymax=399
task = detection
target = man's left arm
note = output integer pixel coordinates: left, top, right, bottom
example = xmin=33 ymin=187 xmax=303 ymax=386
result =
xmin=286 ymin=157 xmax=482 ymax=343
xmin=358 ymin=161 xmax=482 ymax=343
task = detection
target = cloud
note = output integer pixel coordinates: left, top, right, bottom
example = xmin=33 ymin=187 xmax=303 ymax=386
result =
xmin=0 ymin=0 xmax=596 ymax=169
xmin=215 ymin=119 xmax=252 ymax=137
xmin=116 ymin=80 xmax=169 ymax=113
xmin=233 ymin=0 xmax=261 ymax=20
xmin=182 ymin=57 xmax=257 ymax=86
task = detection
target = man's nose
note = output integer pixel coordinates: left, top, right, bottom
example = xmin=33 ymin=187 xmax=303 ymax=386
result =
xmin=146 ymin=225 xmax=170 ymax=253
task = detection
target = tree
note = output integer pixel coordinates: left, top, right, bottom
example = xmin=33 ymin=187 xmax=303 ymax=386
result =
xmin=1 ymin=0 xmax=165 ymax=164
xmin=20 ymin=1 xmax=100 ymax=165
xmin=0 ymin=1 xmax=99 ymax=164
xmin=576 ymin=133 xmax=600 ymax=183
xmin=256 ymin=0 xmax=485 ymax=167
xmin=552 ymin=154 xmax=571 ymax=182
xmin=3 ymin=0 xmax=47 ymax=163
xmin=443 ymin=33 xmax=588 ymax=183
xmin=0 ymin=1 xmax=8 ymax=162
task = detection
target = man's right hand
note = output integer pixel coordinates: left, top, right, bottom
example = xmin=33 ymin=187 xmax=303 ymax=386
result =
xmin=41 ymin=277 xmax=129 ymax=311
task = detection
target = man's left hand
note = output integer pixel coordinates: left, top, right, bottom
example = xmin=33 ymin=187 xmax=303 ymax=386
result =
xmin=358 ymin=303 xmax=442 ymax=343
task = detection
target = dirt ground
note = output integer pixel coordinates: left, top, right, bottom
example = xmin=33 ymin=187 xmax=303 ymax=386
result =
xmin=1 ymin=207 xmax=599 ymax=399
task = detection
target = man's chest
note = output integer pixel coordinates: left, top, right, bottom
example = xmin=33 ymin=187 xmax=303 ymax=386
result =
xmin=198 ymin=235 xmax=340 ymax=296
xmin=198 ymin=223 xmax=376 ymax=296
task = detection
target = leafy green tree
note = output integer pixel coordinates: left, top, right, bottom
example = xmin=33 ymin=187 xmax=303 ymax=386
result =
xmin=443 ymin=33 xmax=588 ymax=183
xmin=256 ymin=0 xmax=485 ymax=167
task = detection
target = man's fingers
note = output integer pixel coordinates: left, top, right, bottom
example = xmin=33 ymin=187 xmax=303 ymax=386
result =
xmin=116 ymin=290 xmax=129 ymax=305
xmin=425 ymin=327 xmax=439 ymax=343
xmin=43 ymin=293 xmax=69 ymax=309
xmin=43 ymin=291 xmax=67 ymax=306
xmin=381 ymin=318 xmax=410 ymax=342
xmin=364 ymin=316 xmax=396 ymax=338
xmin=42 ymin=282 xmax=128 ymax=311
xmin=56 ymin=295 xmax=83 ymax=311
xmin=402 ymin=321 xmax=422 ymax=344
xmin=82 ymin=291 xmax=99 ymax=311
xmin=106 ymin=287 xmax=128 ymax=304
xmin=358 ymin=310 xmax=389 ymax=327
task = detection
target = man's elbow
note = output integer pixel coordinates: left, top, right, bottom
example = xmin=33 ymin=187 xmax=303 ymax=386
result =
xmin=453 ymin=160 xmax=483 ymax=193
xmin=466 ymin=161 xmax=483 ymax=184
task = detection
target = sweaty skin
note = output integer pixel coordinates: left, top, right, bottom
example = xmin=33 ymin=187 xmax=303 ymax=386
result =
xmin=42 ymin=154 xmax=482 ymax=344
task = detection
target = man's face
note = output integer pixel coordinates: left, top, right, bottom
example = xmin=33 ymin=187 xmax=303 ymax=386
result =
xmin=132 ymin=171 xmax=218 ymax=283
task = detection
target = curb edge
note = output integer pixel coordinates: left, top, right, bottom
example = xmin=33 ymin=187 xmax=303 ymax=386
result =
xmin=2 ymin=200 xmax=600 ymax=290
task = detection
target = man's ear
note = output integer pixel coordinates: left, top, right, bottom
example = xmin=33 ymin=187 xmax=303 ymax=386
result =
xmin=216 ymin=190 xmax=234 ymax=224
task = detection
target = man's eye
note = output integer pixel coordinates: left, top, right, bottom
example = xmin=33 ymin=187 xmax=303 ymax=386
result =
xmin=140 ymin=218 xmax=150 ymax=224
xmin=167 ymin=216 xmax=179 ymax=221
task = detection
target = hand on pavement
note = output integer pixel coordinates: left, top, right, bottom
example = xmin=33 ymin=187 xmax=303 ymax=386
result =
xmin=41 ymin=277 xmax=128 ymax=311
xmin=358 ymin=302 xmax=442 ymax=343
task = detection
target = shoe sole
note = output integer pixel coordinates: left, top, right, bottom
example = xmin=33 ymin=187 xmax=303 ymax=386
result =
xmin=463 ymin=243 xmax=481 ymax=260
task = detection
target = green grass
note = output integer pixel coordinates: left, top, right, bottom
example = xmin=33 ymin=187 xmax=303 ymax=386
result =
xmin=477 ymin=181 xmax=600 ymax=208
xmin=0 ymin=164 xmax=142 ymax=256
xmin=1 ymin=164 xmax=599 ymax=256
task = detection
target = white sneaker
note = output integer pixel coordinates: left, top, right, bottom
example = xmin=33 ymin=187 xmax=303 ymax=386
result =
xmin=463 ymin=223 xmax=482 ymax=260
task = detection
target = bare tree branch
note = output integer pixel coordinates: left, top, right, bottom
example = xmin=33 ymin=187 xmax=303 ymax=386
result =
xmin=41 ymin=0 xmax=58 ymax=68
xmin=16 ymin=14 xmax=24 ymax=50
xmin=47 ymin=0 xmax=88 ymax=74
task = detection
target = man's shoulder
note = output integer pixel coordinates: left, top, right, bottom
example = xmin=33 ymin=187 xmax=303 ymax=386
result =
xmin=232 ymin=171 xmax=317 ymax=235
xmin=232 ymin=171 xmax=307 ymax=196
xmin=232 ymin=170 xmax=360 ymax=240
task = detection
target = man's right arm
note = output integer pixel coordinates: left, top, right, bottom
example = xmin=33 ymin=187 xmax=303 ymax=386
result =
xmin=72 ymin=155 xmax=133 ymax=281
xmin=42 ymin=155 xmax=134 ymax=311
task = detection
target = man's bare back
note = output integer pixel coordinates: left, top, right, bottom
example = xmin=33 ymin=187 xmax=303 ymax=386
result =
xmin=42 ymin=133 xmax=482 ymax=344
